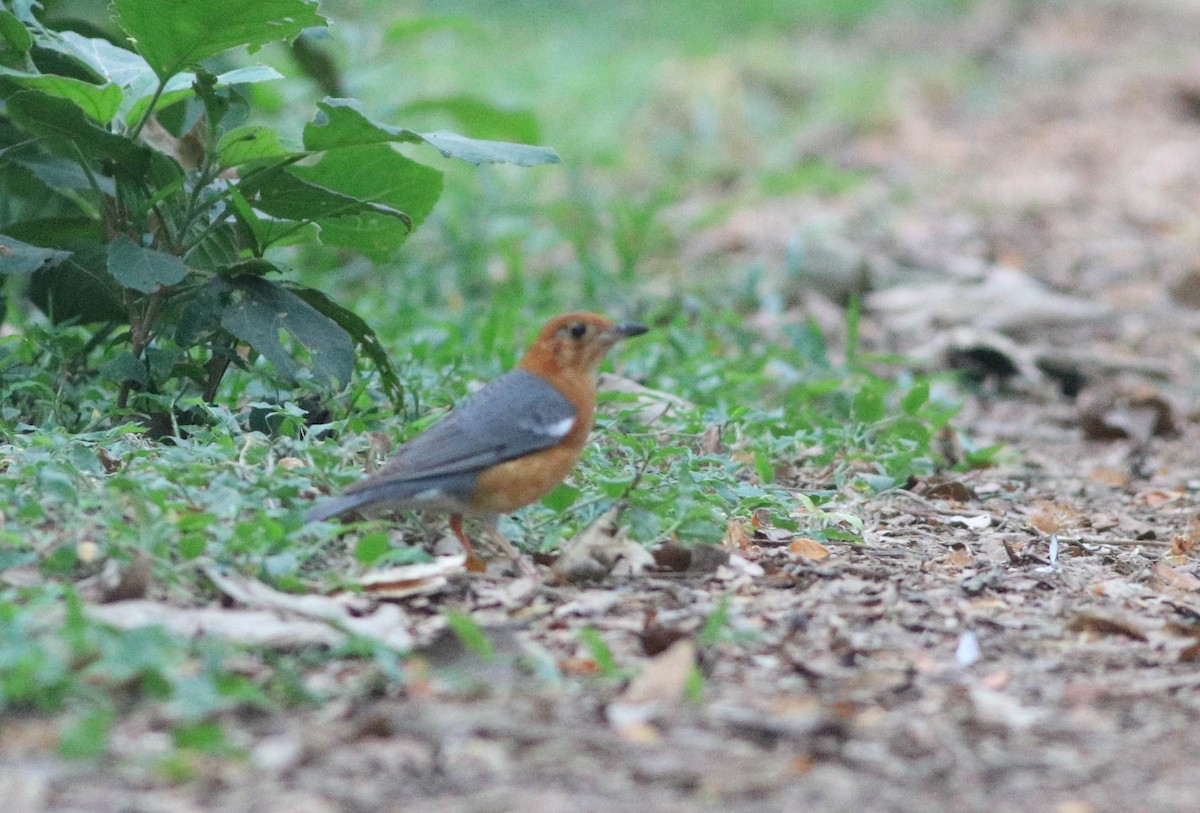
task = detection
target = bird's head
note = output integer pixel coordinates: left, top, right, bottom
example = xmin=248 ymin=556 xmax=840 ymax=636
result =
xmin=519 ymin=312 xmax=647 ymax=381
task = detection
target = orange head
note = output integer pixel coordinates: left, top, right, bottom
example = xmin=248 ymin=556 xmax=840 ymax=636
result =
xmin=518 ymin=312 xmax=647 ymax=383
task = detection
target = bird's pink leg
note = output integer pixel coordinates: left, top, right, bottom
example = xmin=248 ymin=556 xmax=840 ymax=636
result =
xmin=450 ymin=514 xmax=486 ymax=572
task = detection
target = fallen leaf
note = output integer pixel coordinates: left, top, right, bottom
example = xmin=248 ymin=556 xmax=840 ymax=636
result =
xmin=652 ymin=540 xmax=692 ymax=572
xmin=553 ymin=506 xmax=653 ymax=583
xmin=1078 ymin=380 xmax=1177 ymax=442
xmin=787 ymin=538 xmax=830 ymax=560
xmin=1154 ymin=562 xmax=1200 ymax=592
xmin=1067 ymin=612 xmax=1148 ymax=641
xmin=722 ymin=553 xmax=766 ymax=579
xmin=87 ymin=601 xmax=344 ymax=648
xmin=607 ymin=639 xmax=696 ymax=736
xmin=100 ymin=550 xmax=153 ymax=603
xmin=943 ymin=543 xmax=974 ymax=568
xmin=1088 ymin=468 xmax=1130 ymax=487
xmin=1170 ymin=524 xmax=1200 ymax=558
xmin=640 ymin=620 xmax=690 ymax=656
xmin=699 ymin=424 xmax=724 ymax=455
xmin=947 ymin=515 xmax=992 ymax=531
xmin=205 ymin=566 xmax=414 ymax=650
xmin=922 ymin=478 xmax=976 ymax=502
xmin=723 ymin=519 xmax=753 ymax=551
xmin=1137 ymin=490 xmax=1184 ymax=507
xmin=356 ymin=555 xmax=467 ymax=599
xmin=1028 ymin=501 xmax=1080 ymax=535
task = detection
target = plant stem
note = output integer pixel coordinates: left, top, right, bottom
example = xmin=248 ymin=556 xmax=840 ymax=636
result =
xmin=129 ymin=79 xmax=168 ymax=142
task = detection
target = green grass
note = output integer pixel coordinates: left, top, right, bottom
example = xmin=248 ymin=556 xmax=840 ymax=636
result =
xmin=0 ymin=0 xmax=985 ymax=759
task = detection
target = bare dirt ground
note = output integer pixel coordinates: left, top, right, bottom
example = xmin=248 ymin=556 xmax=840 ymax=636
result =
xmin=9 ymin=1 xmax=1200 ymax=810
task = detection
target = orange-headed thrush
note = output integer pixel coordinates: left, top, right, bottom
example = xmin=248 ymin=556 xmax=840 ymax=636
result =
xmin=306 ymin=312 xmax=648 ymax=569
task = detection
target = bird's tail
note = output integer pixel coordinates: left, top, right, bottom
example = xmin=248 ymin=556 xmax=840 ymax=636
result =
xmin=304 ymin=492 xmax=375 ymax=523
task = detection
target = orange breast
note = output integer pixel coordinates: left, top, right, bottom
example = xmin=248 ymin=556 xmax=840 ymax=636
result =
xmin=468 ymin=440 xmax=586 ymax=513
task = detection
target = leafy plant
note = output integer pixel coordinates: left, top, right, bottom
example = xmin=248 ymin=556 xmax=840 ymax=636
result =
xmin=0 ymin=0 xmax=558 ymax=418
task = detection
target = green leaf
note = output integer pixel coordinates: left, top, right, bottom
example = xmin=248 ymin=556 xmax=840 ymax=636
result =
xmin=5 ymin=149 xmax=117 ymax=195
xmin=445 ymin=611 xmax=494 ymax=660
xmin=52 ymin=31 xmax=155 ymax=88
xmin=302 ymin=98 xmax=424 ymax=151
xmin=0 ymin=67 xmax=123 ymax=123
xmin=0 ymin=10 xmax=32 ymax=54
xmin=179 ymin=535 xmax=206 ymax=559
xmin=0 ymin=234 xmax=72 ymax=275
xmin=288 ymin=144 xmax=441 ymax=258
xmin=417 ymin=130 xmax=559 ymax=167
xmin=900 ymin=381 xmax=930 ymax=415
xmin=107 ymin=234 xmax=188 ymax=293
xmin=239 ymin=163 xmax=411 ymax=226
xmin=304 ymin=98 xmax=559 ymax=167
xmin=174 ymin=277 xmax=229 ymax=346
xmin=28 ymin=244 xmax=125 ymax=324
xmin=215 ymin=125 xmax=293 ymax=167
xmin=220 ymin=275 xmax=353 ymax=386
xmin=171 ymin=720 xmax=227 ymax=752
xmin=60 ymin=706 xmax=114 ymax=760
xmin=291 ymin=286 xmax=402 ymax=403
xmin=5 ymin=90 xmax=150 ymax=173
xmin=541 ymin=482 xmax=581 ymax=512
xmin=852 ymin=386 xmax=885 ymax=424
xmin=577 ymin=627 xmax=619 ymax=678
xmin=99 ymin=351 xmax=148 ymax=385
xmin=354 ymin=532 xmax=389 ymax=565
xmin=696 ymin=596 xmax=729 ymax=647
xmin=113 ymin=0 xmax=326 ymax=79
xmin=398 ymin=95 xmax=540 ymax=143
xmin=753 ymin=449 xmax=774 ymax=484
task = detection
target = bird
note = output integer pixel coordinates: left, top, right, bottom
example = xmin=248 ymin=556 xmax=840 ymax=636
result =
xmin=306 ymin=312 xmax=648 ymax=571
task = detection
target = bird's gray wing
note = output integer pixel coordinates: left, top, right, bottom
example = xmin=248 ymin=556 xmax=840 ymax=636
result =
xmin=344 ymin=369 xmax=576 ymax=493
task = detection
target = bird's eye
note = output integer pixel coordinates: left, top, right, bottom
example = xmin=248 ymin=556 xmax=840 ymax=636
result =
xmin=568 ymin=321 xmax=588 ymax=339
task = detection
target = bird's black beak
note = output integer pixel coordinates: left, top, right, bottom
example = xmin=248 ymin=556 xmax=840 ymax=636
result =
xmin=609 ymin=322 xmax=648 ymax=341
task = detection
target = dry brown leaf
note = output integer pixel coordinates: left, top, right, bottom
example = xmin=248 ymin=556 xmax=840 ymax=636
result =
xmin=723 ymin=519 xmax=752 ymax=551
xmin=205 ymin=566 xmax=414 ymax=650
xmin=1028 ymin=501 xmax=1081 ymax=535
xmin=100 ymin=550 xmax=152 ymax=603
xmin=1137 ymin=489 xmax=1184 ymax=507
xmin=1154 ymin=562 xmax=1200 ymax=592
xmin=1067 ymin=612 xmax=1148 ymax=641
xmin=699 ymin=424 xmax=724 ymax=455
xmin=356 ymin=555 xmax=466 ymax=599
xmin=607 ymin=639 xmax=697 ymax=736
xmin=921 ymin=478 xmax=976 ymax=502
xmin=553 ymin=507 xmax=653 ymax=583
xmin=944 ymin=543 xmax=974 ymax=568
xmin=1170 ymin=523 xmax=1200 ymax=558
xmin=1078 ymin=380 xmax=1177 ymax=442
xmin=1088 ymin=468 xmax=1130 ymax=487
xmin=787 ymin=538 xmax=830 ymax=561
xmin=87 ymin=601 xmax=344 ymax=648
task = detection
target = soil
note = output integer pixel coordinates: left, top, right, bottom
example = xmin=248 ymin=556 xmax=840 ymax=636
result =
xmin=8 ymin=1 xmax=1200 ymax=811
